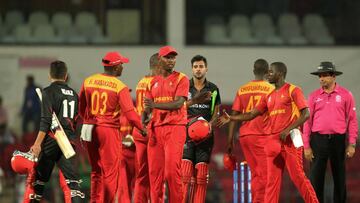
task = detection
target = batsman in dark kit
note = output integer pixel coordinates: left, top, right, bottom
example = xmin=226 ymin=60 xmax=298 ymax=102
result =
xmin=28 ymin=60 xmax=84 ymax=202
xmin=181 ymin=55 xmax=221 ymax=203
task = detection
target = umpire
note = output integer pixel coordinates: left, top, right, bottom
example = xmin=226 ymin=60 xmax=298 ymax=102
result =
xmin=303 ymin=62 xmax=358 ymax=203
xmin=181 ymin=55 xmax=221 ymax=203
xmin=30 ymin=61 xmax=84 ymax=202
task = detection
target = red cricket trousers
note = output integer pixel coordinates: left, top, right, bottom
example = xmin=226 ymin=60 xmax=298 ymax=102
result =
xmin=133 ymin=128 xmax=150 ymax=203
xmin=264 ymin=134 xmax=319 ymax=203
xmin=86 ymin=126 xmax=122 ymax=203
xmin=118 ymin=144 xmax=137 ymax=203
xmin=239 ymin=135 xmax=267 ymax=203
xmin=147 ymin=125 xmax=186 ymax=203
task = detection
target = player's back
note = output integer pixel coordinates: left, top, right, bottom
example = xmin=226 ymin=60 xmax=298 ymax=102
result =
xmin=42 ymin=81 xmax=78 ymax=139
xmin=135 ymin=76 xmax=154 ymax=115
xmin=233 ymin=80 xmax=274 ymax=136
xmin=80 ymin=73 xmax=128 ymax=128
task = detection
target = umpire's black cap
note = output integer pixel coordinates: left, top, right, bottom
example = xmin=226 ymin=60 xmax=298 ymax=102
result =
xmin=310 ymin=61 xmax=343 ymax=76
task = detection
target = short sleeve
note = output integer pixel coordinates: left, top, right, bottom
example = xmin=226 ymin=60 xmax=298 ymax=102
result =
xmin=175 ymin=76 xmax=190 ymax=99
xmin=215 ymin=87 xmax=221 ymax=105
xmin=292 ymin=87 xmax=308 ymax=110
xmin=39 ymin=90 xmax=53 ymax=133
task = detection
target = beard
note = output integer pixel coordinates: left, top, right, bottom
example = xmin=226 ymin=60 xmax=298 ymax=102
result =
xmin=194 ymin=73 xmax=204 ymax=80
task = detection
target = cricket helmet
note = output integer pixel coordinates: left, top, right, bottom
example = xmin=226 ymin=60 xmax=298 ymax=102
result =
xmin=11 ymin=150 xmax=37 ymax=174
xmin=187 ymin=117 xmax=211 ymax=143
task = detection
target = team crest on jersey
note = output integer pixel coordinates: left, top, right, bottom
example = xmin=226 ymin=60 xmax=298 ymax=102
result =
xmin=268 ymin=96 xmax=272 ymax=103
xmin=154 ymin=82 xmax=158 ymax=88
xmin=336 ymin=95 xmax=342 ymax=103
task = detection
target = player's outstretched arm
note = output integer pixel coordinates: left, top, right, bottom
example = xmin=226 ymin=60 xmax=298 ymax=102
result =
xmin=217 ymin=109 xmax=260 ymax=127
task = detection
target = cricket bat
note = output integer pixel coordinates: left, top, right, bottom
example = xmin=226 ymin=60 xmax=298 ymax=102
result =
xmin=36 ymin=88 xmax=76 ymax=159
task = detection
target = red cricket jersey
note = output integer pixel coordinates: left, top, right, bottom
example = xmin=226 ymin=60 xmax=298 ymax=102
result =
xmin=146 ymin=71 xmax=189 ymax=127
xmin=256 ymin=83 xmax=308 ymax=134
xmin=135 ymin=76 xmax=154 ymax=115
xmin=79 ymin=73 xmax=135 ymax=128
xmin=232 ymin=80 xmax=274 ymax=136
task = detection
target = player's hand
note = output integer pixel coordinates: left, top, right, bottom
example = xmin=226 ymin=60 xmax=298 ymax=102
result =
xmin=30 ymin=144 xmax=41 ymax=158
xmin=346 ymin=145 xmax=356 ymax=158
xmin=280 ymin=128 xmax=290 ymax=141
xmin=304 ymin=148 xmax=314 ymax=162
xmin=192 ymin=91 xmax=212 ymax=104
xmin=215 ymin=110 xmax=230 ymax=127
xmin=144 ymin=98 xmax=155 ymax=109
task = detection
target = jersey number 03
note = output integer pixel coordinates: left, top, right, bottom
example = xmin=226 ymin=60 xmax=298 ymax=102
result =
xmin=91 ymin=90 xmax=108 ymax=115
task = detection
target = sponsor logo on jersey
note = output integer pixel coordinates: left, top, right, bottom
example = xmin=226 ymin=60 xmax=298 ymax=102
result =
xmin=336 ymin=95 xmax=342 ymax=103
xmin=190 ymin=104 xmax=210 ymax=109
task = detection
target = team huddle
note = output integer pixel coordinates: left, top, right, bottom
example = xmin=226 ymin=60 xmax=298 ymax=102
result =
xmin=9 ymin=45 xmax=358 ymax=203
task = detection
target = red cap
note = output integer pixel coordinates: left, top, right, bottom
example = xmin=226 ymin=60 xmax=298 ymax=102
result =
xmin=102 ymin=51 xmax=129 ymax=66
xmin=158 ymin=46 xmax=178 ymax=57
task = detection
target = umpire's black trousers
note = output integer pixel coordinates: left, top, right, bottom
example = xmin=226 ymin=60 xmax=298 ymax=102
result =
xmin=309 ymin=132 xmax=346 ymax=203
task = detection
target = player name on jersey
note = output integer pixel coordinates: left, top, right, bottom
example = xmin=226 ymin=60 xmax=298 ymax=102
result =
xmin=154 ymin=96 xmax=173 ymax=103
xmin=61 ymin=88 xmax=74 ymax=96
xmin=240 ymin=85 xmax=272 ymax=94
xmin=88 ymin=79 xmax=118 ymax=89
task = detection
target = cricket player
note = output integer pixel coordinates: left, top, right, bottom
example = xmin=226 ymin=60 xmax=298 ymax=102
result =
xmin=218 ymin=62 xmax=319 ymax=203
xmin=181 ymin=55 xmax=221 ymax=203
xmin=29 ymin=60 xmax=84 ymax=202
xmin=227 ymin=59 xmax=274 ymax=203
xmin=133 ymin=53 xmax=160 ymax=203
xmin=79 ymin=51 xmax=144 ymax=203
xmin=143 ymin=46 xmax=190 ymax=203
